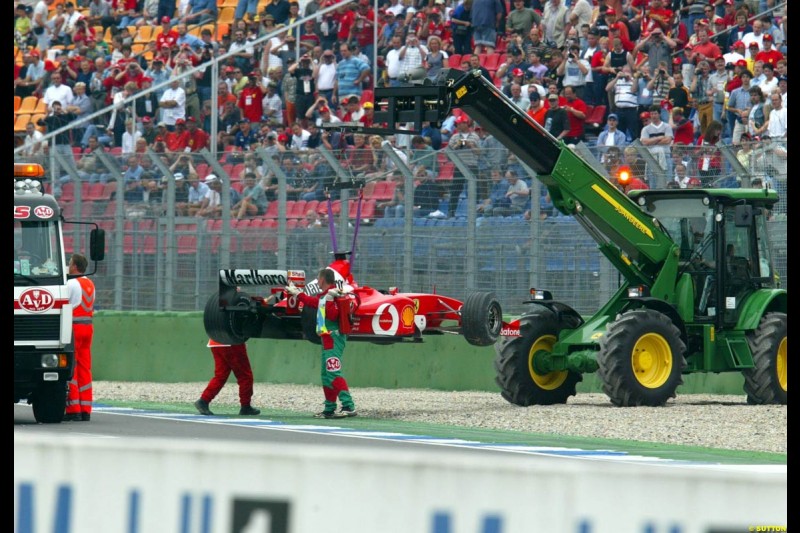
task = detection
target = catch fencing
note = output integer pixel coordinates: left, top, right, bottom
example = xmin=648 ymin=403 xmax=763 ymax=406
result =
xmin=15 ymin=141 xmax=787 ymax=317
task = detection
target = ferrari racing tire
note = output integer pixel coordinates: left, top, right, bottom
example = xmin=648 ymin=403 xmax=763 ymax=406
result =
xmin=494 ymin=311 xmax=582 ymax=406
xmin=203 ymin=290 xmax=253 ymax=345
xmin=32 ymin=381 xmax=67 ymax=424
xmin=301 ymin=304 xmax=321 ymax=345
xmin=461 ymin=291 xmax=503 ymax=346
xmin=743 ymin=312 xmax=787 ymax=405
xmin=597 ymin=309 xmax=686 ymax=407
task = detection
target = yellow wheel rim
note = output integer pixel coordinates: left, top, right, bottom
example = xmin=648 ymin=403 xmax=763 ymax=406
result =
xmin=777 ymin=336 xmax=787 ymax=392
xmin=528 ymin=334 xmax=568 ymax=390
xmin=631 ymin=333 xmax=673 ymax=388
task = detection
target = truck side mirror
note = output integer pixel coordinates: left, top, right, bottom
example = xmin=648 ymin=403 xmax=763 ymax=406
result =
xmin=734 ymin=205 xmax=752 ymax=227
xmin=90 ymin=228 xmax=105 ymax=262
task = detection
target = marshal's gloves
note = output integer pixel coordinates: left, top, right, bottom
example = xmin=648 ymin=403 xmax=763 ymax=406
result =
xmin=285 ymin=282 xmax=302 ymax=296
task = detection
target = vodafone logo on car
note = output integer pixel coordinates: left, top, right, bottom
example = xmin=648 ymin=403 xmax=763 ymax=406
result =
xmin=18 ymin=288 xmax=56 ymax=313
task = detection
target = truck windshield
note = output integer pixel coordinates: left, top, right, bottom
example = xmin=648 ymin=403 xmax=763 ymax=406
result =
xmin=641 ymin=197 xmax=715 ymax=265
xmin=14 ymin=220 xmax=62 ymax=281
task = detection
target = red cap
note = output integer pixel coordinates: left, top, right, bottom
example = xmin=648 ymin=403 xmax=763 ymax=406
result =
xmin=455 ymin=115 xmax=470 ymax=124
xmin=161 ymin=16 xmax=171 ymax=24
xmin=141 ymin=76 xmax=153 ymax=83
xmin=30 ymin=49 xmax=40 ymax=57
xmin=748 ymin=41 xmax=759 ymax=48
xmin=319 ymin=106 xmax=330 ymax=113
xmin=225 ymin=65 xmax=235 ymax=72
xmin=605 ymin=8 xmax=616 ymax=15
xmin=142 ymin=116 xmax=151 ymax=123
xmin=698 ymin=18 xmax=709 ymax=27
xmin=72 ymin=55 xmax=82 ymax=62
xmin=431 ymin=7 xmax=440 ymax=14
xmin=688 ymin=177 xmax=702 ymax=186
xmin=278 ymin=133 xmax=289 ymax=142
xmin=763 ymin=34 xmax=773 ymax=42
xmin=713 ymin=54 xmax=724 ymax=61
xmin=713 ymin=16 xmax=725 ymax=24
xmin=733 ymin=40 xmax=745 ymax=48
xmin=86 ymin=36 xmax=95 ymax=42
xmin=175 ymin=118 xmax=186 ymax=125
xmin=512 ymin=68 xmax=524 ymax=77
xmin=186 ymin=116 xmax=196 ymax=123
xmin=155 ymin=136 xmax=164 ymax=142
xmin=44 ymin=60 xmax=58 ymax=72
xmin=736 ymin=59 xmax=748 ymax=67
xmin=672 ymin=56 xmax=682 ymax=65
xmin=640 ymin=111 xmax=650 ymax=120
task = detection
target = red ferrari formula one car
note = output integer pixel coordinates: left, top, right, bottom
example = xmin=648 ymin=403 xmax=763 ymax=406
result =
xmin=203 ymin=257 xmax=504 ymax=348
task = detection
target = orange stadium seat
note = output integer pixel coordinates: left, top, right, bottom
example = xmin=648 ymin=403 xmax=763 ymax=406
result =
xmin=14 ymin=114 xmax=31 ymax=134
xmin=15 ymin=95 xmax=22 ymax=113
xmin=17 ymin=96 xmax=39 ymax=115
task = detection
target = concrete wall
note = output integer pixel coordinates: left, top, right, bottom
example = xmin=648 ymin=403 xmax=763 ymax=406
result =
xmin=93 ymin=313 xmax=747 ymax=394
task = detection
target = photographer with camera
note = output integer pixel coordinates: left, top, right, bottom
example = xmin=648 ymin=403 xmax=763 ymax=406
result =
xmin=398 ymin=34 xmax=428 ymax=82
xmin=446 ymin=115 xmax=481 ymax=218
xmin=632 ymin=27 xmax=677 ymax=77
xmin=606 ymin=64 xmax=640 ymax=141
xmin=647 ymin=60 xmax=674 ymax=122
xmin=556 ymin=44 xmax=589 ymax=101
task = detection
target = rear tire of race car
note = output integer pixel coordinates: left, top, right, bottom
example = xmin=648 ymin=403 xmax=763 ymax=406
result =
xmin=461 ymin=291 xmax=503 ymax=346
xmin=301 ymin=304 xmax=322 ymax=345
xmin=203 ymin=290 xmax=252 ymax=345
xmin=32 ymin=382 xmax=67 ymax=424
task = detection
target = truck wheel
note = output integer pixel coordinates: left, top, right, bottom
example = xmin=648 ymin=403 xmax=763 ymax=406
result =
xmin=203 ymin=291 xmax=253 ymax=345
xmin=32 ymin=382 xmax=67 ymax=424
xmin=743 ymin=312 xmax=787 ymax=405
xmin=494 ymin=311 xmax=582 ymax=406
xmin=301 ymin=305 xmax=321 ymax=345
xmin=598 ymin=309 xmax=686 ymax=407
xmin=461 ymin=291 xmax=503 ymax=347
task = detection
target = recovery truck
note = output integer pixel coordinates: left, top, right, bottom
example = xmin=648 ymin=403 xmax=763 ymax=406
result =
xmin=14 ymin=163 xmax=105 ymax=423
xmin=360 ymin=69 xmax=786 ymax=406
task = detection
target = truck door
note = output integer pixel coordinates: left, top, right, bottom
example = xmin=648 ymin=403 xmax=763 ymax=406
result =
xmin=721 ymin=206 xmax=758 ymax=326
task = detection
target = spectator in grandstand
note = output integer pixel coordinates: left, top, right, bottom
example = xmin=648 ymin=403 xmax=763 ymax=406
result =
xmin=183 ymin=116 xmax=209 ymax=152
xmin=606 ymin=65 xmax=639 ymax=140
xmin=604 ymin=7 xmax=634 ymax=52
xmin=490 ymin=168 xmax=529 ymax=217
xmin=145 ymin=58 xmax=172 ymax=101
xmin=195 ymin=174 xmax=226 ymax=218
xmin=424 ymin=35 xmax=449 ymax=81
xmin=15 ymin=50 xmax=46 ymax=99
xmin=477 ymin=168 xmax=509 ymax=216
xmin=42 ymin=71 xmax=75 ymax=113
xmin=183 ymin=0 xmax=218 ymax=25
xmin=741 ymin=19 xmax=765 ymax=59
xmin=263 ymin=81 xmax=284 ymax=127
xmin=234 ymin=118 xmax=259 ymax=151
xmin=315 ymin=49 xmax=337 ymax=107
xmin=159 ymin=77 xmax=187 ymax=128
xmin=726 ymin=68 xmax=753 ymax=145
xmin=620 ymin=146 xmax=648 ymax=188
xmin=672 ymin=162 xmax=693 ymax=189
xmin=233 ymin=171 xmax=268 ymax=219
xmin=397 ymin=33 xmax=428 ymax=82
xmin=156 ymin=16 xmax=180 ymax=50
xmin=182 ymin=171 xmax=208 ymax=215
xmin=22 ymin=122 xmax=45 ymax=158
xmin=15 ymin=4 xmax=33 ymax=48
xmin=115 ymin=0 xmax=143 ymax=29
xmin=556 ymin=43 xmax=590 ymax=102
xmin=764 ymin=91 xmax=786 ymax=140
xmin=121 ymin=118 xmax=143 ymax=154
xmin=543 ymin=92 xmax=570 ymax=140
xmin=669 ymin=106 xmax=694 ymax=146
xmin=236 ymin=72 xmax=265 ymax=125
xmin=561 ymin=85 xmax=588 ymax=144
xmin=289 ymin=121 xmax=312 ymax=152
xmin=689 ymin=60 xmax=714 ymax=138
xmin=596 ymin=112 xmax=627 ymax=155
xmin=694 ymin=119 xmax=724 ymax=185
xmin=31 ymin=0 xmax=54 ymax=52
xmin=750 ymin=59 xmax=766 ymax=87
xmin=640 ymin=104 xmax=674 ymax=185
xmin=163 ymin=118 xmax=190 ymax=151
xmin=757 ymin=63 xmax=778 ymax=96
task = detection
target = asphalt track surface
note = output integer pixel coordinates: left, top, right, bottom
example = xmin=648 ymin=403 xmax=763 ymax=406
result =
xmin=13 ymin=402 xmax=786 ymax=470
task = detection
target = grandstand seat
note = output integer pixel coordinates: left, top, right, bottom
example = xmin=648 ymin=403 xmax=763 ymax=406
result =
xmin=360 ymin=89 xmax=373 ymax=105
xmin=263 ymin=201 xmax=279 ymax=219
xmin=438 ymin=162 xmax=455 ymax=181
xmin=17 ymin=96 xmax=38 ymax=115
xmin=15 ymin=96 xmax=22 ymax=114
xmin=371 ymin=180 xmax=396 ymax=202
xmin=286 ymin=219 xmax=298 ymax=230
xmin=482 ymin=53 xmax=502 ymax=73
xmin=304 ymin=200 xmax=319 ymax=214
xmin=135 ymin=26 xmax=153 ymax=44
xmin=218 ymin=6 xmax=235 ymax=24
xmin=14 ymin=114 xmax=31 ymax=134
xmin=288 ymin=200 xmax=307 ymax=219
xmin=349 ymin=199 xmax=376 ymax=220
xmin=215 ymin=23 xmax=230 ymax=40
xmin=448 ymin=54 xmax=461 ymax=69
xmin=60 ymin=182 xmax=75 ymax=203
xmin=31 ymin=114 xmax=47 ymax=133
xmin=361 ymin=180 xmax=376 ymax=199
xmin=585 ymin=105 xmax=607 ymax=127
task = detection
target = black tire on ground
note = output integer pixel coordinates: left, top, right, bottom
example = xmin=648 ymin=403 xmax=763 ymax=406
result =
xmin=494 ymin=311 xmax=583 ymax=406
xmin=32 ymin=382 xmax=67 ymax=424
xmin=461 ymin=291 xmax=503 ymax=347
xmin=301 ymin=304 xmax=321 ymax=345
xmin=597 ymin=309 xmax=686 ymax=407
xmin=743 ymin=312 xmax=787 ymax=405
xmin=203 ymin=290 xmax=252 ymax=345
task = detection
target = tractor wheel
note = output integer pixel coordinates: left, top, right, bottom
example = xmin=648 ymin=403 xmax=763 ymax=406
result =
xmin=203 ymin=291 xmax=254 ymax=345
xmin=743 ymin=312 xmax=787 ymax=405
xmin=301 ymin=304 xmax=321 ymax=345
xmin=32 ymin=382 xmax=67 ymax=424
xmin=597 ymin=309 xmax=686 ymax=407
xmin=494 ymin=311 xmax=583 ymax=406
xmin=461 ymin=291 xmax=503 ymax=347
